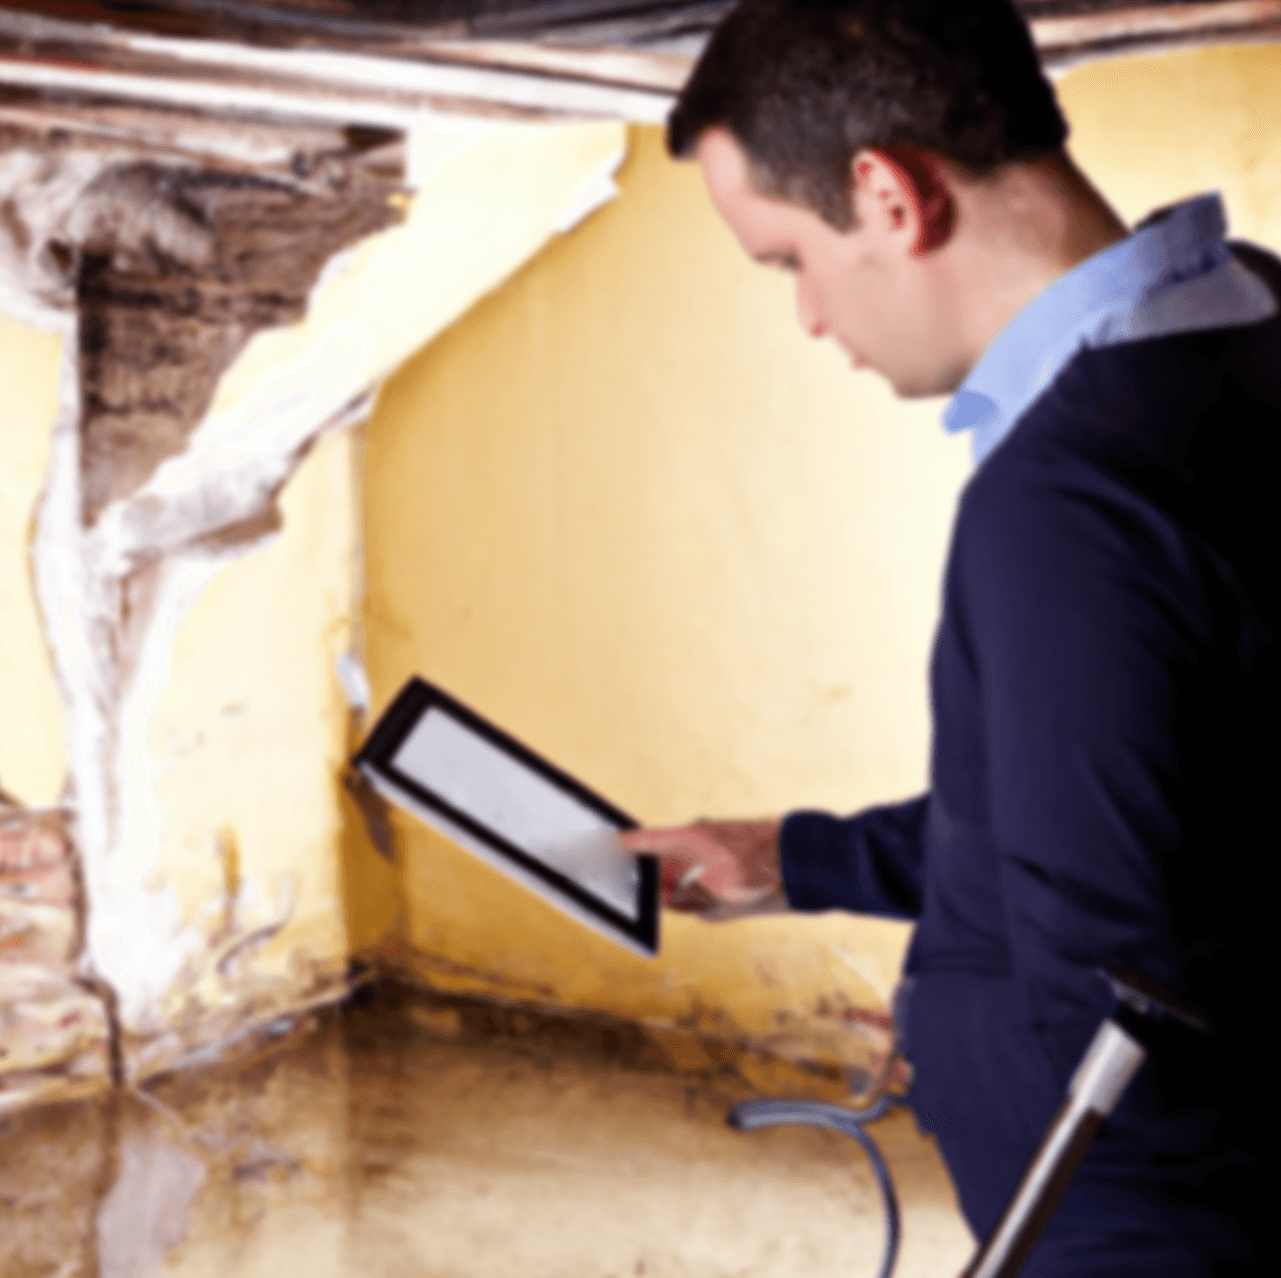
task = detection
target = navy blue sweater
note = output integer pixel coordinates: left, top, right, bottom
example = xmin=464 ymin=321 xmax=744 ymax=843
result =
xmin=780 ymin=245 xmax=1279 ymax=1275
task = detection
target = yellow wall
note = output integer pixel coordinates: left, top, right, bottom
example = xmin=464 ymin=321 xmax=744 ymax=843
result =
xmin=142 ymin=430 xmax=357 ymax=1027
xmin=361 ymin=42 xmax=1281 ymax=1061
xmin=0 ymin=317 xmax=67 ymax=807
xmin=1056 ymin=43 xmax=1281 ymax=238
xmin=2 ymin=40 xmax=1278 ymax=1075
xmin=106 ymin=123 xmax=633 ymax=1050
xmin=1 ymin=119 xmax=637 ymax=1069
xmin=364 ymin=125 xmax=967 ymax=1056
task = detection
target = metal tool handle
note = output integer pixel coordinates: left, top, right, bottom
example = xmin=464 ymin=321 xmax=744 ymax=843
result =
xmin=961 ymin=1017 xmax=1147 ymax=1278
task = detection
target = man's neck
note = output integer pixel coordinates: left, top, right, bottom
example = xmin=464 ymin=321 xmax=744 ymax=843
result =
xmin=943 ymin=151 xmax=1129 ymax=376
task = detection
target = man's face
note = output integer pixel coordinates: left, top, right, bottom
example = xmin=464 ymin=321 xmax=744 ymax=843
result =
xmin=695 ymin=128 xmax=964 ymax=398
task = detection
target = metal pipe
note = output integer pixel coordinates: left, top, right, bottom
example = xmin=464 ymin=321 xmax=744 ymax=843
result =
xmin=961 ymin=970 xmax=1210 ymax=1278
xmin=961 ymin=1020 xmax=1147 ymax=1278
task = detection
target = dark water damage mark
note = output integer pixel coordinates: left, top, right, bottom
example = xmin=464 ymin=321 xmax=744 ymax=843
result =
xmin=0 ymin=103 xmax=406 ymax=1111
xmin=72 ymin=158 xmax=403 ymax=526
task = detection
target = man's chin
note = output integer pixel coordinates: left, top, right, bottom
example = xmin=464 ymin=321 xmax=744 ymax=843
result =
xmin=846 ymin=353 xmax=952 ymax=400
xmin=888 ymin=374 xmax=930 ymax=400
xmin=890 ymin=368 xmax=962 ymax=401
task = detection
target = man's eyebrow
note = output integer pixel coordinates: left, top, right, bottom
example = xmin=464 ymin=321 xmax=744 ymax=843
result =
xmin=753 ymin=249 xmax=799 ymax=268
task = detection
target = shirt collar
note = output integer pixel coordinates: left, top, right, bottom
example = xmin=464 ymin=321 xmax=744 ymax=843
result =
xmin=942 ymin=193 xmax=1277 ymax=466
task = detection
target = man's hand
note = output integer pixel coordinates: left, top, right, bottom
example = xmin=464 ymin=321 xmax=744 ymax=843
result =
xmin=619 ymin=818 xmax=787 ymax=920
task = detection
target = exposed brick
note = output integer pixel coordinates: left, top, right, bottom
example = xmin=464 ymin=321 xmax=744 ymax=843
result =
xmin=0 ymin=901 xmax=77 ymax=966
xmin=0 ymin=859 xmax=78 ymax=909
xmin=0 ymin=809 xmax=73 ymax=872
xmin=0 ymin=975 xmax=108 ymax=1076
xmin=0 ymin=811 xmax=80 ymax=973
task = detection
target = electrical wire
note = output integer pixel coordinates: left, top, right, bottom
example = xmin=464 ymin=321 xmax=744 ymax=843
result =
xmin=727 ymin=1095 xmax=901 ymax=1278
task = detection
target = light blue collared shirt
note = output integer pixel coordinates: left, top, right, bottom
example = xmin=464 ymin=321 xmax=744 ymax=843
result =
xmin=943 ymin=193 xmax=1277 ymax=466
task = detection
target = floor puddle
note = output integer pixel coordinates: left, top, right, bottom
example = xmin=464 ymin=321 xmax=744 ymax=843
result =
xmin=0 ymin=984 xmax=972 ymax=1277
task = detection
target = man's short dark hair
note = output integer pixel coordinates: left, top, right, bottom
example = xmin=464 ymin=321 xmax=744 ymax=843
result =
xmin=669 ymin=0 xmax=1068 ymax=229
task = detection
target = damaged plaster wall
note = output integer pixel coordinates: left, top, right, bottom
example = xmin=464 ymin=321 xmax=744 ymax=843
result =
xmin=113 ymin=120 xmax=630 ymax=1075
xmin=361 ymin=42 xmax=1281 ymax=1084
xmin=1 ymin=109 xmax=629 ymax=1099
xmin=0 ymin=317 xmax=108 ymax=1104
xmin=364 ymin=124 xmax=942 ymax=1090
xmin=1 ymin=107 xmax=405 ymax=1100
xmin=0 ymin=312 xmax=66 ymax=807
xmin=39 ymin=157 xmax=402 ymax=1053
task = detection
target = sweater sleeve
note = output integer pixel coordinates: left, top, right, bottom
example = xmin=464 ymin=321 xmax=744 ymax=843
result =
xmin=779 ymin=794 xmax=928 ymax=920
xmin=958 ymin=449 xmax=1212 ymax=1007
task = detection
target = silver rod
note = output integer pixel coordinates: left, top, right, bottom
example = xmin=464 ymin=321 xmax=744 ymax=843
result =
xmin=963 ymin=1020 xmax=1146 ymax=1278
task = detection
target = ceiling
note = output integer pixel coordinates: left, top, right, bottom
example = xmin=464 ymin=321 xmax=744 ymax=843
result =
xmin=1 ymin=0 xmax=1279 ymax=127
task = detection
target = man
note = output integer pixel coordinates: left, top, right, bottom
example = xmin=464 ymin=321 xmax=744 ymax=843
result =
xmin=620 ymin=1 xmax=1277 ymax=1273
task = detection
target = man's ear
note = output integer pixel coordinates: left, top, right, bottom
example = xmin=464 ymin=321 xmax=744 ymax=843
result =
xmin=853 ymin=146 xmax=955 ymax=256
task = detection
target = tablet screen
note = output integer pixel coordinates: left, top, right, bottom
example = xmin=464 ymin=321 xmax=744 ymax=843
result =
xmin=354 ymin=679 xmax=659 ymax=957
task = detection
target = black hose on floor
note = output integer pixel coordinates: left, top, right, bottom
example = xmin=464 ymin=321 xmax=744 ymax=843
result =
xmin=727 ymin=1096 xmax=901 ymax=1278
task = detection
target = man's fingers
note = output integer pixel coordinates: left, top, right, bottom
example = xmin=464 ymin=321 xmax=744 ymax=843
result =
xmin=661 ymin=857 xmax=716 ymax=902
xmin=619 ymin=826 xmax=714 ymax=857
xmin=620 ymin=827 xmax=719 ymax=889
xmin=658 ymin=852 xmax=714 ymax=901
xmin=674 ymin=862 xmax=707 ymax=892
xmin=619 ymin=819 xmax=784 ymax=914
xmin=619 ymin=827 xmax=732 ymax=906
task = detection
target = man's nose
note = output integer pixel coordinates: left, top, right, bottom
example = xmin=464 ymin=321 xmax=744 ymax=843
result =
xmin=795 ymin=278 xmax=827 ymax=339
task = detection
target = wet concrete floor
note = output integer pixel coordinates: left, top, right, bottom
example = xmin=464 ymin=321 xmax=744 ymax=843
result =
xmin=1 ymin=985 xmax=974 ymax=1278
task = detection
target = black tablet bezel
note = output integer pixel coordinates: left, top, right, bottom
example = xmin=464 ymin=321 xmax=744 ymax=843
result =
xmin=353 ymin=677 xmax=660 ymax=956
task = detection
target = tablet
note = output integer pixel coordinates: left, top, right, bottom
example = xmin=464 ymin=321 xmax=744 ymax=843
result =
xmin=353 ymin=678 xmax=659 ymax=958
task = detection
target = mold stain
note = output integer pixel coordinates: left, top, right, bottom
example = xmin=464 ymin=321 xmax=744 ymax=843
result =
xmin=0 ymin=984 xmax=973 ymax=1278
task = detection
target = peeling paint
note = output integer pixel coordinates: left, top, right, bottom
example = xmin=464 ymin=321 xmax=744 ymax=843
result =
xmin=46 ymin=389 xmax=378 ymax=1035
xmin=3 ymin=111 xmax=635 ymax=1099
xmin=553 ymin=141 xmax=625 ymax=233
xmin=1 ymin=116 xmax=403 ymax=1066
xmin=0 ymin=148 xmax=117 ymax=324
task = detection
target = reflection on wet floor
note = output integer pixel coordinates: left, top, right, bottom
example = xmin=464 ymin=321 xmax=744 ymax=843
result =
xmin=0 ymin=984 xmax=973 ymax=1278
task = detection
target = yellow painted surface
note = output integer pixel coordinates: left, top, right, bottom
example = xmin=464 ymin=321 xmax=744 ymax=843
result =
xmin=206 ymin=120 xmax=626 ymax=440
xmin=102 ymin=120 xmax=631 ymax=1038
xmin=145 ymin=431 xmax=356 ymax=1010
xmin=3 ymin=41 xmax=1279 ymax=1072
xmin=362 ymin=44 xmax=1281 ymax=1057
xmin=363 ymin=124 xmax=966 ymax=1051
xmin=0 ymin=315 xmax=67 ymax=807
xmin=1056 ymin=42 xmax=1281 ymax=238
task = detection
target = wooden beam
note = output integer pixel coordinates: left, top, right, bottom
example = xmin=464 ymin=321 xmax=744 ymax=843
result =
xmin=1029 ymin=0 xmax=1281 ymax=63
xmin=0 ymin=97 xmax=400 ymax=172
xmin=2 ymin=0 xmax=1280 ymax=130
xmin=0 ymin=9 xmax=679 ymax=123
xmin=398 ymin=38 xmax=692 ymax=90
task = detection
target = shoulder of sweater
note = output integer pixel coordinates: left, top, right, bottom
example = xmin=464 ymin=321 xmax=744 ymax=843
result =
xmin=951 ymin=351 xmax=1173 ymax=570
